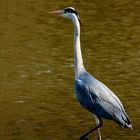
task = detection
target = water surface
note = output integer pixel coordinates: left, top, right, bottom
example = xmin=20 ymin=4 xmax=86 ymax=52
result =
xmin=0 ymin=0 xmax=140 ymax=139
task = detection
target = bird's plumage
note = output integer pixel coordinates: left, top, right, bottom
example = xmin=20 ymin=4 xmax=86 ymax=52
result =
xmin=75 ymin=70 xmax=132 ymax=128
xmin=51 ymin=7 xmax=132 ymax=139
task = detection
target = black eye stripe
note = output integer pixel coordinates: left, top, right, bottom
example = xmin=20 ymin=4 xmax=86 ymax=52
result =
xmin=64 ymin=8 xmax=78 ymax=15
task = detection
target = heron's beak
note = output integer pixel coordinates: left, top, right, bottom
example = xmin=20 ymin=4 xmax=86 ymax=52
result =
xmin=49 ymin=10 xmax=64 ymax=16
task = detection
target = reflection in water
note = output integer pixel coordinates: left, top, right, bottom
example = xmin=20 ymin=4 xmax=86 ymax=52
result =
xmin=0 ymin=0 xmax=139 ymax=139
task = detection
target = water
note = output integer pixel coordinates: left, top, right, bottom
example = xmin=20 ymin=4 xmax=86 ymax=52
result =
xmin=0 ymin=0 xmax=140 ymax=139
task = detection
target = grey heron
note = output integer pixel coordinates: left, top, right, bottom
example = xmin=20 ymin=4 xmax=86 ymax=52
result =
xmin=50 ymin=7 xmax=132 ymax=140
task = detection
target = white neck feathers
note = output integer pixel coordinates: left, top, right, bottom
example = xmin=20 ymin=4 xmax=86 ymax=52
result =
xmin=71 ymin=14 xmax=85 ymax=78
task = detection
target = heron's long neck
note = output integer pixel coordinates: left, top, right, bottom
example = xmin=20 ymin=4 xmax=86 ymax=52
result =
xmin=72 ymin=16 xmax=85 ymax=78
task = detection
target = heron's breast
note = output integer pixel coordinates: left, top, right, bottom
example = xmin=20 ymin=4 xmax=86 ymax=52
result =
xmin=74 ymin=88 xmax=96 ymax=113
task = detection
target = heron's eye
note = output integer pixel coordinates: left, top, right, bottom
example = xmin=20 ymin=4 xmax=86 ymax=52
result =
xmin=64 ymin=8 xmax=77 ymax=14
xmin=64 ymin=9 xmax=68 ymax=14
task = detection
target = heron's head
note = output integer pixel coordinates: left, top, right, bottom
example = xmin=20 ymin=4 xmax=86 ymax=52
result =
xmin=50 ymin=7 xmax=81 ymax=25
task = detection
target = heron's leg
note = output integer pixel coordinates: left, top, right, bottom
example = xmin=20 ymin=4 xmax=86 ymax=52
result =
xmin=94 ymin=115 xmax=102 ymax=140
xmin=79 ymin=116 xmax=103 ymax=140
xmin=97 ymin=128 xmax=101 ymax=140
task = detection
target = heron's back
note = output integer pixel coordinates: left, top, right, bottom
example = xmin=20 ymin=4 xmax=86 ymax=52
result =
xmin=75 ymin=71 xmax=132 ymax=129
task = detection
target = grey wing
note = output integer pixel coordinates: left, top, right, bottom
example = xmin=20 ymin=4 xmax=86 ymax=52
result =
xmin=75 ymin=78 xmax=132 ymax=128
xmin=75 ymin=79 xmax=98 ymax=111
xmin=75 ymin=79 xmax=117 ymax=119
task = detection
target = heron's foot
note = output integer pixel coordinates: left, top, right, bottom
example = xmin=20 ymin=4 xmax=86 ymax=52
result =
xmin=79 ymin=136 xmax=89 ymax=140
xmin=97 ymin=136 xmax=101 ymax=140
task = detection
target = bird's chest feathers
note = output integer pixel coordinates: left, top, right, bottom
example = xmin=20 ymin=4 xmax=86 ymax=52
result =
xmin=74 ymin=86 xmax=97 ymax=112
xmin=75 ymin=83 xmax=96 ymax=104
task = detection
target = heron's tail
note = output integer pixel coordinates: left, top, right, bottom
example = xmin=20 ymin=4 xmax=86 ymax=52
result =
xmin=114 ymin=110 xmax=133 ymax=129
xmin=126 ymin=123 xmax=133 ymax=129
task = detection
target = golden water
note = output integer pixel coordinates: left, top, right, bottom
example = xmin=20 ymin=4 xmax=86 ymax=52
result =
xmin=0 ymin=0 xmax=140 ymax=139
